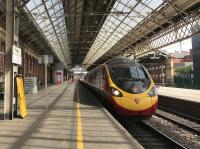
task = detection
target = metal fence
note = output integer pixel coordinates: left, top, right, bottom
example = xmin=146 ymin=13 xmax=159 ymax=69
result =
xmin=155 ymin=76 xmax=200 ymax=89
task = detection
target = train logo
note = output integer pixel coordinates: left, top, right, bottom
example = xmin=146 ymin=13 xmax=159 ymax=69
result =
xmin=134 ymin=98 xmax=140 ymax=104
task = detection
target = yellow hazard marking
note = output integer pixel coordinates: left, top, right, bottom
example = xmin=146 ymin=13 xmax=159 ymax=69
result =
xmin=76 ymin=87 xmax=84 ymax=149
xmin=16 ymin=77 xmax=28 ymax=118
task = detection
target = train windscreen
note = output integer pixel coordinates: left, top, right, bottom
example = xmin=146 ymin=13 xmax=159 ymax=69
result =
xmin=112 ymin=65 xmax=150 ymax=94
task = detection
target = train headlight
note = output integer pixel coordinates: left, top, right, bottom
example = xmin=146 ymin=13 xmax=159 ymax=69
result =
xmin=149 ymin=86 xmax=157 ymax=97
xmin=111 ymin=87 xmax=123 ymax=97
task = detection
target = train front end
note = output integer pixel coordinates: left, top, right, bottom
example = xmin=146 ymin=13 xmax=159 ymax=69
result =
xmin=106 ymin=59 xmax=158 ymax=117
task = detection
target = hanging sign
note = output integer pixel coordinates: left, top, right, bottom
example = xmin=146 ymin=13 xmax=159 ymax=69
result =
xmin=38 ymin=55 xmax=53 ymax=64
xmin=12 ymin=45 xmax=22 ymax=65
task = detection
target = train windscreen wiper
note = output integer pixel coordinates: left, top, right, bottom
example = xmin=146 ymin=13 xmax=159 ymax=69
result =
xmin=118 ymin=77 xmax=147 ymax=82
xmin=132 ymin=78 xmax=146 ymax=81
xmin=112 ymin=67 xmax=118 ymax=82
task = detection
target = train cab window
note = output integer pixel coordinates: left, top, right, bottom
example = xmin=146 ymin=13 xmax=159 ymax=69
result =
xmin=111 ymin=65 xmax=150 ymax=94
xmin=113 ymin=65 xmax=147 ymax=80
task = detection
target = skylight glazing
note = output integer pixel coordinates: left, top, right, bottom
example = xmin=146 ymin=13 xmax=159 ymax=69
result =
xmin=25 ymin=0 xmax=70 ymax=67
xmin=84 ymin=0 xmax=164 ymax=65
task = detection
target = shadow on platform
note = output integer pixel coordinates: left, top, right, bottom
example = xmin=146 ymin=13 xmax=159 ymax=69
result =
xmin=7 ymin=84 xmax=70 ymax=149
xmin=73 ymin=82 xmax=101 ymax=107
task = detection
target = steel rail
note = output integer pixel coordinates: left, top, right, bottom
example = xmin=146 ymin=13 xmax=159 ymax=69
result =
xmin=155 ymin=112 xmax=200 ymax=136
xmin=158 ymin=106 xmax=200 ymax=124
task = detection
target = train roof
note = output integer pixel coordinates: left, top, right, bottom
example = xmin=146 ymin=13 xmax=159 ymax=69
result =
xmin=105 ymin=58 xmax=139 ymax=66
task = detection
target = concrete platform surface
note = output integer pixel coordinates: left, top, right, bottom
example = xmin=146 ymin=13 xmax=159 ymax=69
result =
xmin=157 ymin=87 xmax=200 ymax=103
xmin=0 ymin=82 xmax=143 ymax=149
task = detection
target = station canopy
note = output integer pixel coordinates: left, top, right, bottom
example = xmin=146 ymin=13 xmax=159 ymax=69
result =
xmin=22 ymin=0 xmax=200 ymax=69
xmin=23 ymin=0 xmax=164 ymax=68
xmin=83 ymin=0 xmax=163 ymax=65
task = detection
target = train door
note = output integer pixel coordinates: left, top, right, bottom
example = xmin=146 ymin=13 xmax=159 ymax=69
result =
xmin=101 ymin=67 xmax=106 ymax=92
xmin=99 ymin=68 xmax=103 ymax=91
xmin=100 ymin=67 xmax=106 ymax=101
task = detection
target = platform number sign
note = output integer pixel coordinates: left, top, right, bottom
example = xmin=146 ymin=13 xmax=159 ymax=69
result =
xmin=12 ymin=45 xmax=22 ymax=65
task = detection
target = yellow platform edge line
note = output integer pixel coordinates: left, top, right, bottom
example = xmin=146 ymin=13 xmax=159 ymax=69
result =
xmin=76 ymin=87 xmax=84 ymax=149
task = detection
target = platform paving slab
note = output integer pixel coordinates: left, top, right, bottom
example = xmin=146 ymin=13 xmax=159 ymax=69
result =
xmin=0 ymin=83 xmax=143 ymax=149
xmin=157 ymin=87 xmax=200 ymax=103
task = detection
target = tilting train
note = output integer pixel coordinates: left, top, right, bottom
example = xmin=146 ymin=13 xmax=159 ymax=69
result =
xmin=82 ymin=58 xmax=158 ymax=117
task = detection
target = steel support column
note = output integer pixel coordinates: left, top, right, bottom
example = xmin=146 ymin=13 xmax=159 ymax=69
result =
xmin=4 ymin=0 xmax=14 ymax=119
xmin=166 ymin=58 xmax=174 ymax=85
xmin=192 ymin=35 xmax=200 ymax=89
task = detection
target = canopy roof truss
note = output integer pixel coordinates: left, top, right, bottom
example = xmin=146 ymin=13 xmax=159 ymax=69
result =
xmin=64 ymin=0 xmax=116 ymax=66
xmin=84 ymin=0 xmax=200 ymax=69
xmin=0 ymin=0 xmax=59 ymax=62
xmin=1 ymin=0 xmax=200 ymax=70
xmin=25 ymin=0 xmax=71 ymax=67
xmin=83 ymin=0 xmax=164 ymax=65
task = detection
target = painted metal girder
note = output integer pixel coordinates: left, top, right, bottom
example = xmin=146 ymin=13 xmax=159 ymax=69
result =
xmin=84 ymin=0 xmax=200 ymax=67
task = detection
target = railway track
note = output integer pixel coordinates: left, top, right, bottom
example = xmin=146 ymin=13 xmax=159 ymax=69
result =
xmin=158 ymin=106 xmax=200 ymax=124
xmin=120 ymin=120 xmax=186 ymax=149
xmin=84 ymin=86 xmax=196 ymax=148
xmin=97 ymin=97 xmax=189 ymax=148
xmin=156 ymin=108 xmax=200 ymax=136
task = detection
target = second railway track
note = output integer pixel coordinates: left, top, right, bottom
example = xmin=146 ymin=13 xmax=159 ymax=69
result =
xmin=86 ymin=86 xmax=200 ymax=149
xmin=155 ymin=108 xmax=200 ymax=136
xmin=158 ymin=106 xmax=200 ymax=124
xmin=119 ymin=119 xmax=186 ymax=149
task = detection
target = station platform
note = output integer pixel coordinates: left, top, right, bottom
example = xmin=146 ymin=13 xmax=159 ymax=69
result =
xmin=157 ymin=87 xmax=200 ymax=103
xmin=0 ymin=82 xmax=143 ymax=149
xmin=157 ymin=86 xmax=200 ymax=119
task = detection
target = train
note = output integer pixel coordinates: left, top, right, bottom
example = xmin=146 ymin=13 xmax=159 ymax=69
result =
xmin=82 ymin=58 xmax=158 ymax=118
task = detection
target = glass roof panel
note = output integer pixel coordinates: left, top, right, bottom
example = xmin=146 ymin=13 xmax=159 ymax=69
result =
xmin=147 ymin=0 xmax=163 ymax=9
xmin=25 ymin=0 xmax=70 ymax=67
xmin=84 ymin=0 xmax=164 ymax=65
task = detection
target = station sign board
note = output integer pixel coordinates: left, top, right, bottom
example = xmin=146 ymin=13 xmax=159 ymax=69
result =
xmin=38 ymin=55 xmax=53 ymax=64
xmin=12 ymin=45 xmax=22 ymax=65
xmin=24 ymin=77 xmax=38 ymax=94
xmin=70 ymin=65 xmax=87 ymax=74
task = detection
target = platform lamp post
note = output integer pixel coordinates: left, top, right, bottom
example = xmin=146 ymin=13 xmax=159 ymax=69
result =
xmin=44 ymin=55 xmax=48 ymax=110
xmin=4 ymin=0 xmax=14 ymax=120
xmin=161 ymin=65 xmax=165 ymax=86
xmin=38 ymin=55 xmax=53 ymax=110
